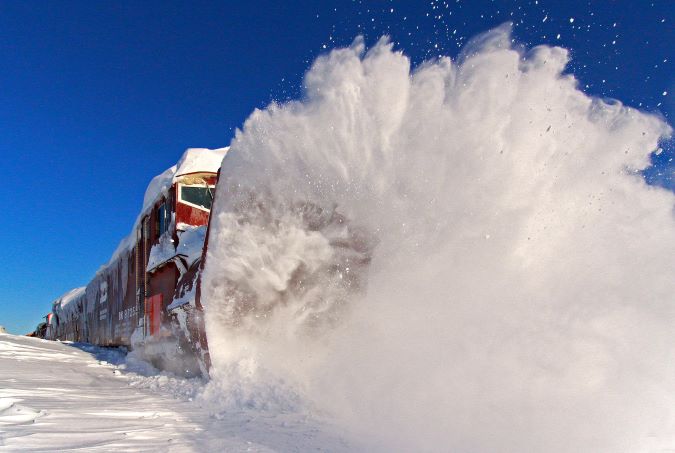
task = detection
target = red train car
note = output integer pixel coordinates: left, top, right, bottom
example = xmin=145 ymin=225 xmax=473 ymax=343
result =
xmin=40 ymin=147 xmax=227 ymax=376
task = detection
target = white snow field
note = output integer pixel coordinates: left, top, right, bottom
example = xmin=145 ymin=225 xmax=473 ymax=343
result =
xmin=0 ymin=333 xmax=348 ymax=452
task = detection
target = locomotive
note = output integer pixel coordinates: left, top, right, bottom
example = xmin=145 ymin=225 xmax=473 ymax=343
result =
xmin=34 ymin=147 xmax=228 ymax=376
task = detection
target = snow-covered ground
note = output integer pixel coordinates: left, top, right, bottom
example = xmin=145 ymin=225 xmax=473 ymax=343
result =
xmin=0 ymin=333 xmax=348 ymax=452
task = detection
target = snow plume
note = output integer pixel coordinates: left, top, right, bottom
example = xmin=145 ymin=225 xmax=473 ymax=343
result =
xmin=201 ymin=24 xmax=675 ymax=452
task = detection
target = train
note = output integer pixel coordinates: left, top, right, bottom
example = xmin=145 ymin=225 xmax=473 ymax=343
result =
xmin=31 ymin=147 xmax=228 ymax=377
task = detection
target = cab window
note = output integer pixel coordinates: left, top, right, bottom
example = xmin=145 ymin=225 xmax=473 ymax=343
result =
xmin=180 ymin=185 xmax=214 ymax=210
xmin=157 ymin=203 xmax=170 ymax=236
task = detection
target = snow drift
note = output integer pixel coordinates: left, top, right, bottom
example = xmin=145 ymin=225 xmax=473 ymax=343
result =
xmin=201 ymin=24 xmax=675 ymax=452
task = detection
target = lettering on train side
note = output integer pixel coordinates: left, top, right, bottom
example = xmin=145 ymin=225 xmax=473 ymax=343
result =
xmin=118 ymin=306 xmax=138 ymax=321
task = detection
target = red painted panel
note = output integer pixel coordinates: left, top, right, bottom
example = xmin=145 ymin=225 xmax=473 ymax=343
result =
xmin=146 ymin=294 xmax=163 ymax=336
xmin=176 ymin=202 xmax=210 ymax=227
xmin=148 ymin=264 xmax=178 ymax=312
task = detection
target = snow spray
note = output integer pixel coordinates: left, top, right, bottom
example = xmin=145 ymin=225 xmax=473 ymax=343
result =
xmin=200 ymin=24 xmax=675 ymax=452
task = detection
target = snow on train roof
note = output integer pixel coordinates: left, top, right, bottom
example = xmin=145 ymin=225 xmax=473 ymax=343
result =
xmin=52 ymin=287 xmax=86 ymax=316
xmin=174 ymin=147 xmax=228 ymax=180
xmin=103 ymin=147 xmax=228 ymax=272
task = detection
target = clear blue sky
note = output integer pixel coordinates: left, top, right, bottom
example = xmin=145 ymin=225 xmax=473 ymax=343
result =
xmin=0 ymin=0 xmax=672 ymax=334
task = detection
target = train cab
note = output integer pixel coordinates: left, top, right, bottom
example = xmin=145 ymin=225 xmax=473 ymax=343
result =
xmin=129 ymin=148 xmax=226 ymax=373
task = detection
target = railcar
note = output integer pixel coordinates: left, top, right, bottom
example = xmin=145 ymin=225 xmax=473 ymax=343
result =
xmin=37 ymin=147 xmax=227 ymax=376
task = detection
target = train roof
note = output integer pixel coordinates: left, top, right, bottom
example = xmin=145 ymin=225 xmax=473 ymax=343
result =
xmin=174 ymin=147 xmax=228 ymax=180
xmin=52 ymin=287 xmax=86 ymax=317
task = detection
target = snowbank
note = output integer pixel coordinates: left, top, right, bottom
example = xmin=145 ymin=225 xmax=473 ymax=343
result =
xmin=0 ymin=333 xmax=348 ymax=451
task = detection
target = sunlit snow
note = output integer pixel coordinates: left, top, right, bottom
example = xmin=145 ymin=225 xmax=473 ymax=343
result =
xmin=0 ymin=333 xmax=347 ymax=451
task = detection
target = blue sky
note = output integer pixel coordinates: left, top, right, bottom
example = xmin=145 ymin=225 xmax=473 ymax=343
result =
xmin=0 ymin=0 xmax=672 ymax=334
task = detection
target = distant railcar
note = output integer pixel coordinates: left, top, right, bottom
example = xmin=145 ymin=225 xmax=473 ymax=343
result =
xmin=35 ymin=147 xmax=227 ymax=376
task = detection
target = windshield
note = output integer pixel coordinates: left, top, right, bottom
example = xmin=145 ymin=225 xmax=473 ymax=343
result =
xmin=180 ymin=185 xmax=213 ymax=210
